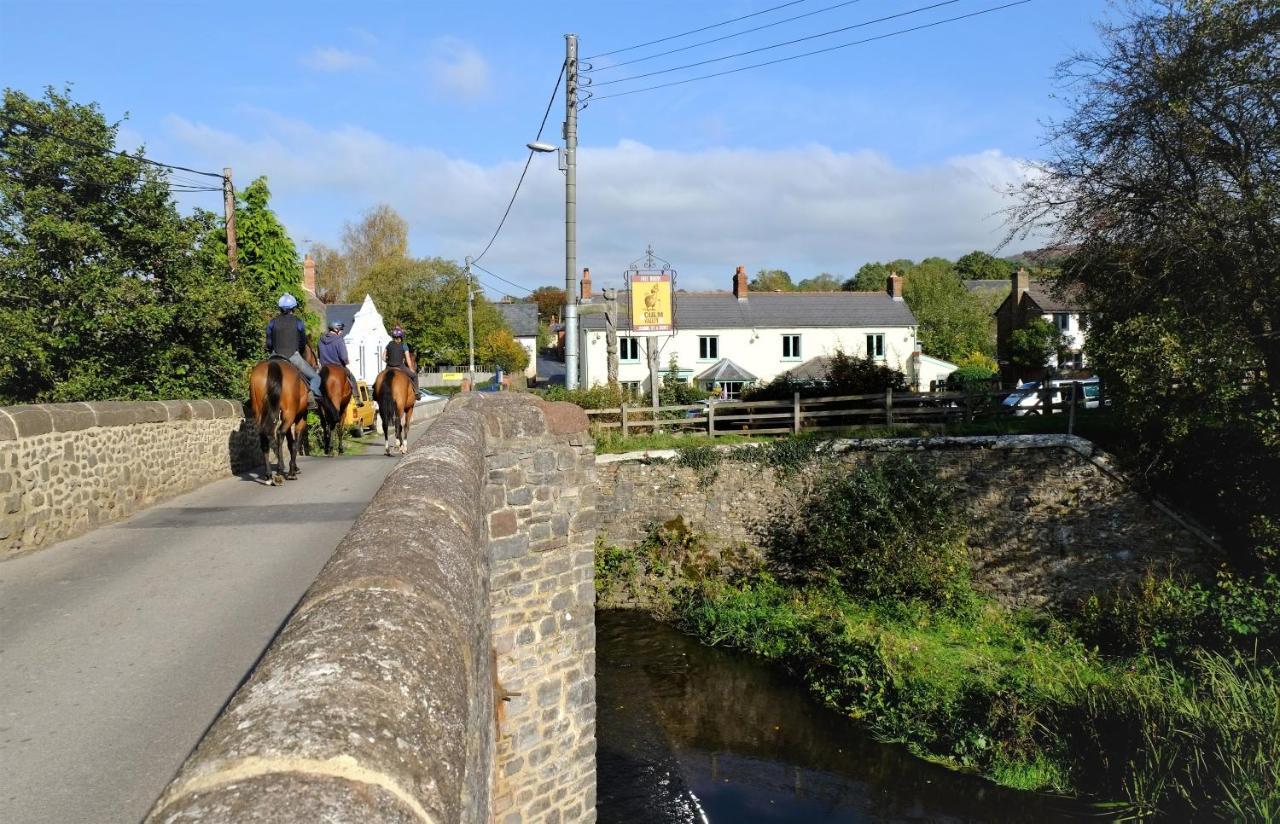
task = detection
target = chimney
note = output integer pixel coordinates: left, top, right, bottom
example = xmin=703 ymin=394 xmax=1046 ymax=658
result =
xmin=580 ymin=267 xmax=592 ymax=300
xmin=1012 ymin=266 xmax=1030 ymax=301
xmin=733 ymin=265 xmax=749 ymax=301
xmin=886 ymin=272 xmax=904 ymax=300
xmin=303 ymin=254 xmax=316 ymax=295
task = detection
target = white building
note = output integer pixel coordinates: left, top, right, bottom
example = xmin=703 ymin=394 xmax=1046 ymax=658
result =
xmin=325 ymin=294 xmax=392 ymax=385
xmin=996 ymin=269 xmax=1088 ymax=375
xmin=496 ymin=302 xmax=539 ymax=380
xmin=577 ymin=267 xmax=922 ymax=397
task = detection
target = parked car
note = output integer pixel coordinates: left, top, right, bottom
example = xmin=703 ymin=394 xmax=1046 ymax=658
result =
xmin=417 ymin=388 xmax=446 ymax=403
xmin=343 ymin=380 xmax=377 ymax=435
xmin=1002 ymin=378 xmax=1102 ymax=416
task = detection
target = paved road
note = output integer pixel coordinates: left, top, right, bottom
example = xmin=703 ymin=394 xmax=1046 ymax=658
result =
xmin=537 ymin=350 xmax=566 ymax=387
xmin=0 ymin=404 xmax=440 ymax=824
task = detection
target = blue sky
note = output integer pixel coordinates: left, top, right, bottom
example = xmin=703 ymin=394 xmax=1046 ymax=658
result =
xmin=0 ymin=0 xmax=1114 ymax=293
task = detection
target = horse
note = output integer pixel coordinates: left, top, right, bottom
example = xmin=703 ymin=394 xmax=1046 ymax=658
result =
xmin=317 ymin=364 xmax=353 ymax=456
xmin=373 ymin=367 xmax=416 ymax=456
xmin=249 ymin=346 xmax=317 ymax=485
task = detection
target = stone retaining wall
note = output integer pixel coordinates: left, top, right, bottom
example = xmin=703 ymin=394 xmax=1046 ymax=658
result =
xmin=0 ymin=400 xmax=259 ymax=559
xmin=595 ymin=435 xmax=1211 ymax=610
xmin=145 ymin=393 xmax=597 ymax=823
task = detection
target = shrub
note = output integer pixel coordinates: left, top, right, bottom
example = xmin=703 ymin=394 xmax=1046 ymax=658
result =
xmin=947 ymin=365 xmax=998 ymax=393
xmin=743 ymin=348 xmax=906 ymax=401
xmin=763 ymin=456 xmax=972 ymax=608
xmin=536 ymin=383 xmax=628 ymax=410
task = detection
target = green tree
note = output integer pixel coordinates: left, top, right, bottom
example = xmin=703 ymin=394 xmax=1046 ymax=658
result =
xmin=955 ymin=250 xmax=1013 ymax=281
xmin=751 ymin=269 xmax=794 ymax=291
xmin=1006 ymin=318 xmax=1063 ymax=372
xmin=230 ymin=178 xmax=300 ymax=302
xmin=842 ymin=259 xmax=914 ymax=291
xmin=795 ymin=272 xmax=842 ymax=291
xmin=526 ymin=285 xmax=567 ymax=321
xmin=0 ymin=86 xmax=261 ymax=403
xmin=902 ymin=259 xmax=994 ymax=363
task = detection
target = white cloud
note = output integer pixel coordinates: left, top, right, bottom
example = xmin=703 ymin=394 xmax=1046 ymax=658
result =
xmin=165 ymin=113 xmax=1038 ymax=293
xmin=426 ymin=38 xmax=491 ymax=101
xmin=300 ymin=47 xmax=372 ymax=72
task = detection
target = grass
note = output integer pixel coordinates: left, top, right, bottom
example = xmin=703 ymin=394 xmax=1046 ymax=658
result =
xmin=592 ymin=430 xmax=767 ymax=454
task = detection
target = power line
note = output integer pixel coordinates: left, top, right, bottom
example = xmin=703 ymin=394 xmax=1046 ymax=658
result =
xmin=590 ymin=0 xmax=871 ymax=72
xmin=471 ymin=60 xmax=566 ymax=265
xmin=595 ymin=0 xmax=1033 ymax=101
xmin=593 ymin=0 xmax=963 ymax=88
xmin=472 ymin=262 xmax=533 ymax=295
xmin=0 ymin=112 xmax=225 ymax=179
xmin=585 ymin=0 xmax=813 ymax=59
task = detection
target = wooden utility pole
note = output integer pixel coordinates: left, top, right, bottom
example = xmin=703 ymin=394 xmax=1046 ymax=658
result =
xmin=603 ymin=288 xmax=619 ymax=387
xmin=222 ymin=167 xmax=238 ymax=278
xmin=647 ymin=337 xmax=660 ymax=414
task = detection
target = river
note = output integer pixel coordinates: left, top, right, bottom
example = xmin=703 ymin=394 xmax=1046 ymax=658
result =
xmin=596 ymin=610 xmax=1101 ymax=823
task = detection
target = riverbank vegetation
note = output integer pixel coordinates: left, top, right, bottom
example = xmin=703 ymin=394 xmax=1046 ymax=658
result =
xmin=596 ymin=451 xmax=1280 ymax=818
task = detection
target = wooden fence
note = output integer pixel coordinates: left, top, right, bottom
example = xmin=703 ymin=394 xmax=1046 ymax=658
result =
xmin=584 ymin=382 xmax=1102 ymax=438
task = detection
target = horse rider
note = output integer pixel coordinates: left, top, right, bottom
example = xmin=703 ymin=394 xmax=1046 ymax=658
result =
xmin=317 ymin=320 xmax=364 ymax=406
xmin=266 ymin=293 xmax=321 ymax=401
xmin=384 ymin=326 xmax=419 ymax=390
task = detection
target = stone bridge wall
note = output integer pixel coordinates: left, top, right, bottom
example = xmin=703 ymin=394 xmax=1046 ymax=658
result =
xmin=144 ymin=393 xmax=597 ymax=824
xmin=595 ymin=435 xmax=1213 ymax=610
xmin=0 ymin=400 xmax=259 ymax=559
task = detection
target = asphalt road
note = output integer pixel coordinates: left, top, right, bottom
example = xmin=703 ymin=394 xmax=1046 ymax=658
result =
xmin=0 ymin=403 xmax=440 ymax=824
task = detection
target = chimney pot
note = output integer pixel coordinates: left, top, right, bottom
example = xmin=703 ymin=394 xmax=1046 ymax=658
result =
xmin=581 ymin=267 xmax=593 ymax=300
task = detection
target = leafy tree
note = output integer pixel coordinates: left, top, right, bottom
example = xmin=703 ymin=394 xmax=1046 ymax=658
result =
xmin=955 ymin=250 xmax=1013 ymax=281
xmin=842 ymin=259 xmax=914 ymax=291
xmin=751 ymin=269 xmax=794 ymax=291
xmin=526 ymin=285 xmax=567 ymax=321
xmin=340 ymin=203 xmax=408 ymax=296
xmin=0 ymin=86 xmax=261 ymax=403
xmin=795 ymin=272 xmax=842 ymax=291
xmin=902 ymin=259 xmax=994 ymax=363
xmin=230 ymin=178 xmax=301 ymax=301
xmin=1006 ymin=318 xmax=1064 ymax=372
xmin=478 ymin=328 xmax=529 ymax=372
xmin=307 ymin=241 xmax=349 ymax=303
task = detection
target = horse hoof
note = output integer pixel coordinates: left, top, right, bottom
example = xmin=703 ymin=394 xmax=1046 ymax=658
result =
xmin=285 ymin=472 xmax=298 ymax=480
xmin=271 ymin=474 xmax=284 ymax=486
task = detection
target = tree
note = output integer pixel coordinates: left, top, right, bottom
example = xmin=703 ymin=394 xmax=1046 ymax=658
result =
xmin=751 ymin=269 xmax=794 ymax=291
xmin=231 ymin=178 xmax=301 ymax=304
xmin=526 ymin=286 xmax=567 ymax=321
xmin=1006 ymin=318 xmax=1063 ymax=372
xmin=796 ymin=272 xmax=842 ymax=291
xmin=955 ymin=250 xmax=1012 ymax=281
xmin=340 ymin=203 xmax=408 ymax=297
xmin=0 ymin=86 xmax=261 ymax=403
xmin=843 ymin=259 xmax=914 ymax=291
xmin=308 ymin=241 xmax=349 ymax=303
xmin=901 ymin=259 xmax=994 ymax=363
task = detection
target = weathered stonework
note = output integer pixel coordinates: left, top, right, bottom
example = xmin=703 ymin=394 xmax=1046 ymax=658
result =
xmin=144 ymin=393 xmax=597 ymax=823
xmin=0 ymin=401 xmax=259 ymax=559
xmin=595 ymin=435 xmax=1211 ymax=610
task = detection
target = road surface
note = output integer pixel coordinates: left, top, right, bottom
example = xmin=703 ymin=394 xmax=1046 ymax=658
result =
xmin=0 ymin=403 xmax=440 ymax=824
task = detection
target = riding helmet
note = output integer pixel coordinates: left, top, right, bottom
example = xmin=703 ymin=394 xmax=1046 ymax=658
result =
xmin=277 ymin=293 xmax=299 ymax=310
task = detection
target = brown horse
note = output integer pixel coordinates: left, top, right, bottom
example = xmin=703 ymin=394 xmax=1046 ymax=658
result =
xmin=249 ymin=348 xmax=316 ymax=485
xmin=373 ymin=367 xmax=416 ymax=456
xmin=317 ymin=364 xmax=353 ymax=456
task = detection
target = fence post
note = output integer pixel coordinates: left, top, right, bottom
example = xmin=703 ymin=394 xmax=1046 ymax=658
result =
xmin=965 ymin=389 xmax=975 ymax=424
xmin=708 ymin=402 xmax=715 ymax=437
xmin=1067 ymin=382 xmax=1077 ymax=435
xmin=621 ymin=403 xmax=628 ymax=437
xmin=793 ymin=392 xmax=801 ymax=435
xmin=884 ymin=386 xmax=894 ymax=428
xmin=1039 ymin=379 xmax=1054 ymax=416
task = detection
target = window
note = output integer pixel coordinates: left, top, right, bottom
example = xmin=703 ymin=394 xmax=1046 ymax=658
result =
xmin=620 ymin=381 xmax=642 ymax=397
xmin=782 ymin=334 xmax=801 ymax=360
xmin=866 ymin=333 xmax=885 ymax=360
xmin=698 ymin=336 xmax=718 ymax=361
xmin=1053 ymin=313 xmax=1071 ymax=332
xmin=703 ymin=381 xmax=746 ymax=400
xmin=620 ymin=337 xmax=640 ymax=362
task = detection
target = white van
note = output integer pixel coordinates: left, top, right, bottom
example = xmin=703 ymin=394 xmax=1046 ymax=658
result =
xmin=1002 ymin=378 xmax=1101 ymax=416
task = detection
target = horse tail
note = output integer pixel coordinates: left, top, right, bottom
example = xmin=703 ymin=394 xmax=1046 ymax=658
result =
xmin=379 ymin=370 xmax=396 ymax=436
xmin=318 ymin=366 xmax=340 ymax=425
xmin=258 ymin=361 xmax=284 ymax=435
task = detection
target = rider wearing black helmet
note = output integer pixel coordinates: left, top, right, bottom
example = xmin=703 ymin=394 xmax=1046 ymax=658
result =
xmin=384 ymin=325 xmax=418 ymax=390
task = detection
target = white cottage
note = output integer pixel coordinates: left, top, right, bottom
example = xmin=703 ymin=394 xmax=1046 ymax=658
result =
xmin=325 ymin=295 xmax=392 ymax=385
xmin=578 ymin=267 xmax=923 ymax=396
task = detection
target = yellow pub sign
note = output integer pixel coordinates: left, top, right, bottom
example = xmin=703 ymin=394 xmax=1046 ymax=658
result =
xmin=629 ymin=272 xmax=673 ymax=333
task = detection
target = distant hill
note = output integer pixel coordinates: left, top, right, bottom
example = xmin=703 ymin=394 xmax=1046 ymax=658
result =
xmin=1003 ymin=245 xmax=1076 ymax=270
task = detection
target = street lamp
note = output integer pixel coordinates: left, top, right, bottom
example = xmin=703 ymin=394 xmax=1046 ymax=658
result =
xmin=527 ymin=142 xmax=557 ymax=153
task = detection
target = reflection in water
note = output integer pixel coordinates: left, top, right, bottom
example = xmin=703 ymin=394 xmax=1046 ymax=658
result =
xmin=597 ymin=610 xmax=1101 ymax=823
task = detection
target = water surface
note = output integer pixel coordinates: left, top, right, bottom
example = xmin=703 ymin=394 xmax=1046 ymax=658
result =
xmin=596 ymin=609 xmax=1101 ymax=823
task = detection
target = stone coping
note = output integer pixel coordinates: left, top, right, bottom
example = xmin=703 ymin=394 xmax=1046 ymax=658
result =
xmin=0 ymin=400 xmax=245 ymax=441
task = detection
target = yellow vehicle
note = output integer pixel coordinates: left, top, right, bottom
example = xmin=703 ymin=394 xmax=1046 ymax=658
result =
xmin=343 ymin=380 xmax=377 ymax=436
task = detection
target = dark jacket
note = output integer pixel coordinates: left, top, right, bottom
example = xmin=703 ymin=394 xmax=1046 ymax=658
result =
xmin=318 ymin=332 xmax=349 ymax=366
xmin=267 ymin=314 xmax=306 ymax=357
xmin=385 ymin=341 xmax=409 ymax=368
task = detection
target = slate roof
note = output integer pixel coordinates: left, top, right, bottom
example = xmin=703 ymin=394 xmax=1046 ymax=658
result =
xmin=1024 ymin=284 xmax=1081 ymax=313
xmin=784 ymin=355 xmax=833 ymax=381
xmin=693 ymin=358 xmax=757 ymax=383
xmin=496 ymin=302 xmax=539 ymax=338
xmin=324 ymin=303 xmax=359 ymax=332
xmin=580 ymin=291 xmax=915 ymax=331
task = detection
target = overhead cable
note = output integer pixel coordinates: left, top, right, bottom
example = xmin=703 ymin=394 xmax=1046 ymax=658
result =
xmin=471 ymin=60 xmax=566 ymax=265
xmin=472 ymin=262 xmax=533 ymax=294
xmin=0 ymin=112 xmax=226 ymax=179
xmin=585 ymin=0 xmax=812 ymax=59
xmin=593 ymin=0 xmax=964 ymax=87
xmin=590 ymin=0 xmax=870 ymax=72
xmin=594 ymin=0 xmax=1033 ymax=101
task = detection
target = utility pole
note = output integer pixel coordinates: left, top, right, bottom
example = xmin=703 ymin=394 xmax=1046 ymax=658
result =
xmin=222 ymin=167 xmax=238 ymax=278
xmin=563 ymin=33 xmax=580 ymax=389
xmin=603 ymin=288 xmax=619 ymax=387
xmin=465 ymin=255 xmax=475 ymax=391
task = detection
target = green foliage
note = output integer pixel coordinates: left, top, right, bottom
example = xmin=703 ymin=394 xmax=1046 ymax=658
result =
xmin=955 ymin=351 xmax=999 ymax=372
xmin=0 ymin=86 xmax=262 ymax=403
xmin=231 ymin=178 xmax=301 ymax=304
xmin=750 ymin=269 xmax=794 ymax=291
xmin=674 ymin=443 xmax=722 ymax=474
xmin=526 ymin=285 xmax=566 ymax=320
xmin=955 ymin=250 xmax=1013 ymax=281
xmin=842 ymin=259 xmax=914 ymax=292
xmin=536 ymin=382 xmax=629 ymax=410
xmin=1006 ymin=318 xmax=1063 ymax=371
xmin=795 ymin=272 xmax=842 ymax=291
xmin=658 ymin=357 xmax=710 ymax=406
xmin=947 ymin=365 xmax=997 ymax=392
xmin=764 ymin=456 xmax=973 ymax=608
xmin=592 ymin=431 xmax=764 ymax=454
xmin=902 ymin=258 xmax=995 ymax=363
xmin=744 ymin=348 xmax=905 ymax=401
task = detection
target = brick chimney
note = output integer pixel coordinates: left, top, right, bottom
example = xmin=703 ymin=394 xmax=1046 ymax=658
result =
xmin=733 ymin=265 xmax=749 ymax=301
xmin=886 ymin=272 xmax=904 ymax=300
xmin=1012 ymin=266 xmax=1030 ymax=302
xmin=303 ymin=253 xmax=316 ymax=295
xmin=580 ymin=267 xmax=592 ymax=300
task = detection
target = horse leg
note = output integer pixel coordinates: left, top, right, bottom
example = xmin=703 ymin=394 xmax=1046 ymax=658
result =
xmin=322 ymin=410 xmax=333 ymax=456
xmin=259 ymin=431 xmax=272 ymax=483
xmin=383 ymin=408 xmax=394 ymax=456
xmin=271 ymin=424 xmax=286 ymax=486
xmin=400 ymin=408 xmax=413 ymax=455
xmin=286 ymin=418 xmax=304 ymax=479
xmin=337 ymin=403 xmax=347 ymax=455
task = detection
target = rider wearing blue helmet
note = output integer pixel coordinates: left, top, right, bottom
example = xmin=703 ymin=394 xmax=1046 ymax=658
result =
xmin=266 ymin=293 xmax=321 ymax=399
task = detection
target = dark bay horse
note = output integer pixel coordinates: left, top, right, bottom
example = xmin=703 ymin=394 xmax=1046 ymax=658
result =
xmin=373 ymin=367 xmax=416 ymax=456
xmin=317 ymin=364 xmax=353 ymax=456
xmin=249 ymin=348 xmax=316 ymax=485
